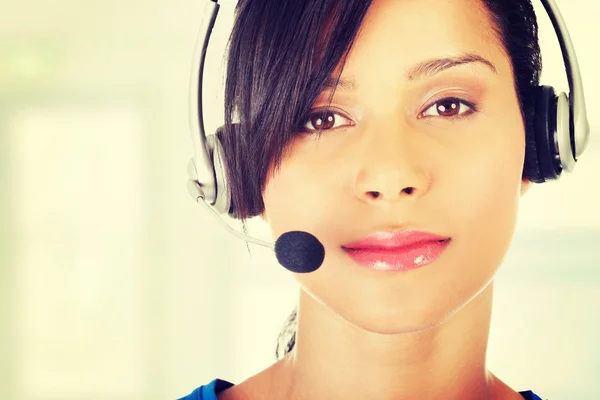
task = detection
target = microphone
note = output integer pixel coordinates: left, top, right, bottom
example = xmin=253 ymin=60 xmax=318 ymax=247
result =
xmin=274 ymin=231 xmax=325 ymax=273
xmin=191 ymin=192 xmax=325 ymax=272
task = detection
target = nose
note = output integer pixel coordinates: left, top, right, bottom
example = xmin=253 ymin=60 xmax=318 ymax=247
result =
xmin=353 ymin=120 xmax=430 ymax=205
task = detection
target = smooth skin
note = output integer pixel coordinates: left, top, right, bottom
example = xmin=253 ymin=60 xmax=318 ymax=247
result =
xmin=221 ymin=0 xmax=532 ymax=398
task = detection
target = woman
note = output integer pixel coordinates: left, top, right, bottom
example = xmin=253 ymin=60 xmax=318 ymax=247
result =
xmin=183 ymin=0 xmax=550 ymax=398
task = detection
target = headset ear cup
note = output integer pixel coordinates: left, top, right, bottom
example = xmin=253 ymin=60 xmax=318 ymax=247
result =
xmin=214 ymin=127 xmax=238 ymax=219
xmin=534 ymin=85 xmax=561 ymax=181
xmin=209 ymin=130 xmax=233 ymax=217
xmin=523 ymin=88 xmax=544 ymax=183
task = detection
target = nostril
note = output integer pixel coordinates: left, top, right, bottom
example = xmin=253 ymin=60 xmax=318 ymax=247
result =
xmin=403 ymin=187 xmax=415 ymax=195
xmin=368 ymin=191 xmax=381 ymax=199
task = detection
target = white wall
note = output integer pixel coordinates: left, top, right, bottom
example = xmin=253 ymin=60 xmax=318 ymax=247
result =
xmin=1 ymin=0 xmax=599 ymax=399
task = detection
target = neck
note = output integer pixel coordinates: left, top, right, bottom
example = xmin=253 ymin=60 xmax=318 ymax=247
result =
xmin=271 ymin=282 xmax=513 ymax=400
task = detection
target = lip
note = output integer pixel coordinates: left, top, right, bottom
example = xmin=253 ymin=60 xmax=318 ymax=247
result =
xmin=342 ymin=230 xmax=451 ymax=271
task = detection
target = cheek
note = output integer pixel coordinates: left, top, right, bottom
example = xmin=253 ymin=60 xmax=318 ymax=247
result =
xmin=442 ymin=115 xmax=526 ymax=251
xmin=262 ymin=155 xmax=331 ymax=239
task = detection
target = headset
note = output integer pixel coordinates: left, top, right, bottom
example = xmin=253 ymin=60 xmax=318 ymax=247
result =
xmin=186 ymin=0 xmax=590 ymax=244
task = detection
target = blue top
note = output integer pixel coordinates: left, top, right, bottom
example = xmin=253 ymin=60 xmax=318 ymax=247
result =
xmin=178 ymin=378 xmax=543 ymax=400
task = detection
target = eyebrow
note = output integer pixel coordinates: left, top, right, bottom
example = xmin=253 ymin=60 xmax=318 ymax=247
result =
xmin=323 ymin=76 xmax=357 ymax=91
xmin=407 ymin=53 xmax=497 ymax=80
xmin=322 ymin=53 xmax=497 ymax=91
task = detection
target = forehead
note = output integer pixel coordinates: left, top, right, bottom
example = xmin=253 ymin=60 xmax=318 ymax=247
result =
xmin=339 ymin=0 xmax=509 ymax=86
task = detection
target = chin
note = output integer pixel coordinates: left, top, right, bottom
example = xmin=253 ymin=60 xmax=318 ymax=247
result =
xmin=333 ymin=296 xmax=463 ymax=335
xmin=338 ymin=279 xmax=495 ymax=336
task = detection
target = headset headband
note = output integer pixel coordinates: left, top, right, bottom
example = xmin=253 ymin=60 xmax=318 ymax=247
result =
xmin=539 ymin=0 xmax=589 ymax=158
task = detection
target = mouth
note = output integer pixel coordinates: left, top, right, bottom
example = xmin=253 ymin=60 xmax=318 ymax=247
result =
xmin=341 ymin=231 xmax=451 ymax=271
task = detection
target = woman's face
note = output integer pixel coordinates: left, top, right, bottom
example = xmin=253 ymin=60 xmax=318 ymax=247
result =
xmin=261 ymin=0 xmax=530 ymax=333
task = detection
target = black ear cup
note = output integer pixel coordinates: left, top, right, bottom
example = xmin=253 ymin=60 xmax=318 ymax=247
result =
xmin=523 ymin=85 xmax=561 ymax=183
xmin=534 ymin=85 xmax=561 ymax=181
xmin=523 ymin=89 xmax=544 ymax=183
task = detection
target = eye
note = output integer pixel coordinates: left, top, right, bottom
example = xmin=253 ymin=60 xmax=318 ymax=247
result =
xmin=301 ymin=109 xmax=354 ymax=133
xmin=419 ymin=97 xmax=476 ymax=119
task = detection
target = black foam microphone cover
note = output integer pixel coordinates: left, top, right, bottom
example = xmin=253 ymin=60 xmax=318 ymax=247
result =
xmin=274 ymin=231 xmax=325 ymax=273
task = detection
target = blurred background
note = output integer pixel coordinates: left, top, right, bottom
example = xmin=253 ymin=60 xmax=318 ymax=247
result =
xmin=1 ymin=0 xmax=599 ymax=399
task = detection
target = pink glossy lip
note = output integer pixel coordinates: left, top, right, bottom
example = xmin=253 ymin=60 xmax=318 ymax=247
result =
xmin=342 ymin=230 xmax=451 ymax=271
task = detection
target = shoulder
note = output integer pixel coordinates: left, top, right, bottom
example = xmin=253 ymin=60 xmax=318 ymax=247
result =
xmin=217 ymin=359 xmax=290 ymax=400
xmin=177 ymin=379 xmax=234 ymax=400
xmin=177 ymin=362 xmax=284 ymax=400
xmin=518 ymin=390 xmax=544 ymax=400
